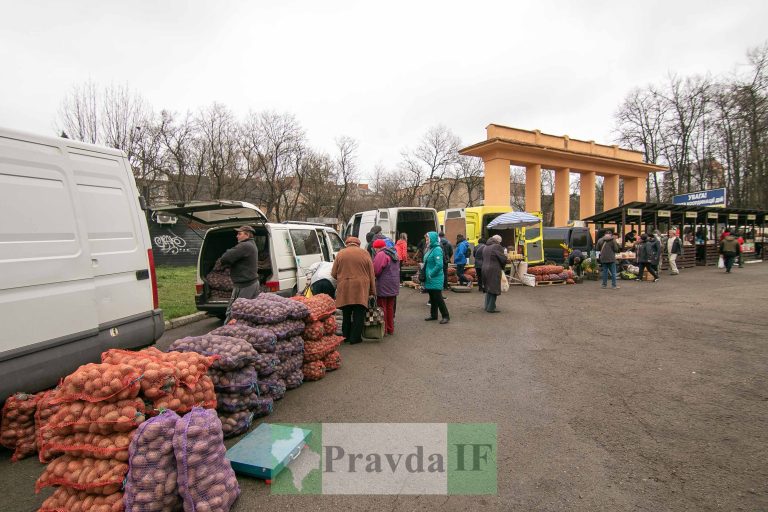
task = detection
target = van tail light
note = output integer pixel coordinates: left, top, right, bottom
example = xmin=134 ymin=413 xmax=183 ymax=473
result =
xmin=265 ymin=281 xmax=280 ymax=293
xmin=147 ymin=249 xmax=159 ymax=309
xmin=195 ymin=283 xmax=204 ymax=295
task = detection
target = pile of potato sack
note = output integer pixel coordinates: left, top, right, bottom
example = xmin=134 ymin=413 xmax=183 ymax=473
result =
xmin=0 ymin=293 xmax=341 ymax=512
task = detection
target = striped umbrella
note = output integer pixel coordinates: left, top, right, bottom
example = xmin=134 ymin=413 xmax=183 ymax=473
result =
xmin=486 ymin=211 xmax=541 ymax=229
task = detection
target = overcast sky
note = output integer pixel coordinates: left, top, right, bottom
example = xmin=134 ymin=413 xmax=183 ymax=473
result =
xmin=1 ymin=1 xmax=766 ymax=179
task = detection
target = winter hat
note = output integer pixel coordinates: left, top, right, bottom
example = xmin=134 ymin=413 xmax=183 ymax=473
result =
xmin=345 ymin=237 xmax=361 ymax=246
xmin=372 ymin=239 xmax=387 ymax=249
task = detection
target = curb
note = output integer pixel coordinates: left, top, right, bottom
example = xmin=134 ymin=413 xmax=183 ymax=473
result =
xmin=164 ymin=312 xmax=210 ymax=331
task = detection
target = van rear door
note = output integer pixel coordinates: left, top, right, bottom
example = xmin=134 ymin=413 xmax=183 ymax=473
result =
xmin=151 ymin=200 xmax=268 ymax=225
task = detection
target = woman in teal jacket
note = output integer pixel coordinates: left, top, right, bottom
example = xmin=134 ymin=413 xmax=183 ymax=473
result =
xmin=423 ymin=231 xmax=450 ymax=324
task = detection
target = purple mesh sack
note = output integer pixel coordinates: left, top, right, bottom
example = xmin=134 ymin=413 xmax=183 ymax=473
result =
xmin=210 ymin=324 xmax=277 ymax=353
xmin=285 ymin=370 xmax=303 ymax=390
xmin=252 ymin=352 xmax=280 ymax=376
xmin=125 ymin=409 xmax=181 ymax=512
xmin=169 ymin=334 xmax=259 ymax=371
xmin=174 ymin=407 xmax=240 ymax=509
xmin=256 ymin=378 xmax=286 ymax=401
xmin=276 ymin=353 xmax=303 ymax=379
xmin=259 ymin=293 xmax=310 ymax=320
xmin=216 ymin=389 xmax=273 ymax=415
xmin=262 ymin=319 xmax=306 ymax=340
xmin=276 ymin=336 xmax=304 ymax=357
xmin=230 ymin=297 xmax=289 ymax=324
xmin=209 ymin=366 xmax=258 ymax=393
xmin=251 ymin=396 xmax=273 ymax=418
xmin=217 ymin=410 xmax=255 ymax=439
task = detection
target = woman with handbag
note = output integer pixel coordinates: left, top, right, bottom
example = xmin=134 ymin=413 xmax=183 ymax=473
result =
xmin=332 ymin=237 xmax=376 ymax=344
xmin=372 ymin=239 xmax=400 ymax=335
xmin=423 ymin=232 xmax=450 ymax=324
xmin=481 ymin=235 xmax=507 ymax=313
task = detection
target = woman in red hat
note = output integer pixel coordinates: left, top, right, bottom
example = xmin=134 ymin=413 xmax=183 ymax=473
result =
xmin=372 ymin=238 xmax=400 ymax=335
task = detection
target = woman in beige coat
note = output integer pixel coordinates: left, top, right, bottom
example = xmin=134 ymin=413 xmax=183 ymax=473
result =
xmin=332 ymin=237 xmax=376 ymax=344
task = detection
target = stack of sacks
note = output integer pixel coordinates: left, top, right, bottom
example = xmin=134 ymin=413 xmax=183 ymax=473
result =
xmin=292 ymin=294 xmax=343 ymax=381
xmin=229 ymin=295 xmax=309 ymax=392
xmin=1 ymin=391 xmax=43 ymax=461
xmin=206 ymin=258 xmax=234 ymax=301
xmin=34 ymin=363 xmax=146 ymax=507
xmin=167 ymin=334 xmax=261 ymax=438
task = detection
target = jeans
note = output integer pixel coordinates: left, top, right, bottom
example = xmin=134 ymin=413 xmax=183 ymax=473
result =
xmin=341 ymin=304 xmax=366 ymax=343
xmin=376 ymin=296 xmax=396 ymax=334
xmin=456 ymin=264 xmax=467 ymax=285
xmin=225 ymin=281 xmax=261 ymax=322
xmin=484 ymin=292 xmax=498 ymax=312
xmin=601 ymin=262 xmax=617 ymax=287
xmin=427 ymin=289 xmax=449 ymax=319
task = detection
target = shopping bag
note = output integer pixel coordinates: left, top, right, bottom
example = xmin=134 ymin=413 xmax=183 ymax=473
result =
xmin=363 ymin=296 xmax=384 ymax=327
xmin=500 ymin=272 xmax=510 ymax=293
xmin=718 ymin=255 xmax=725 ymax=269
xmin=362 ymin=322 xmax=384 ymax=340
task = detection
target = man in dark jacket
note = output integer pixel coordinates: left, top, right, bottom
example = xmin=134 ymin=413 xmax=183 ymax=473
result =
xmin=221 ymin=225 xmax=260 ymax=322
xmin=635 ymin=234 xmax=659 ymax=282
xmin=439 ymin=232 xmax=453 ymax=290
xmin=481 ymin=235 xmax=507 ymax=312
xmin=568 ymin=248 xmax=584 ymax=277
xmin=473 ymin=238 xmax=487 ymax=293
xmin=648 ymin=233 xmax=662 ymax=278
xmin=597 ymin=231 xmax=620 ymax=289
xmin=719 ymin=233 xmax=740 ymax=273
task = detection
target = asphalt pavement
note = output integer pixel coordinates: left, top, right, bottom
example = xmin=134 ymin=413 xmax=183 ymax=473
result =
xmin=2 ymin=263 xmax=767 ymax=511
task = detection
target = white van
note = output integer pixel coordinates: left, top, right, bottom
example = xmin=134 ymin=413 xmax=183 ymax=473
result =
xmin=150 ymin=202 xmax=346 ymax=317
xmin=0 ymin=128 xmax=164 ymax=402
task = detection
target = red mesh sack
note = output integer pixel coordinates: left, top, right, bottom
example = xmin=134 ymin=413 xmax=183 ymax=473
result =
xmin=323 ymin=350 xmax=342 ymax=371
xmin=39 ymin=487 xmax=124 ymax=512
xmin=169 ymin=335 xmax=257 ymax=371
xmin=302 ymin=321 xmax=325 ymax=341
xmin=40 ymin=398 xmax=146 ymax=437
xmin=303 ymin=335 xmax=343 ymax=362
xmin=1 ymin=391 xmax=42 ymax=461
xmin=124 ymin=409 xmax=181 ymax=512
xmin=323 ymin=316 xmax=337 ymax=336
xmin=175 ymin=407 xmax=240 ymax=508
xmin=39 ymin=431 xmax=135 ymax=464
xmin=36 ymin=389 xmax=63 ymax=453
xmin=101 ymin=349 xmax=176 ymax=399
xmin=301 ymin=361 xmax=326 ymax=381
xmin=53 ymin=363 xmax=142 ymax=404
xmin=35 ymin=455 xmax=128 ymax=495
xmin=566 ymin=278 xmax=576 ymax=284
xmin=151 ymin=375 xmax=216 ymax=415
xmin=210 ymin=324 xmax=277 ymax=353
xmin=291 ymin=294 xmax=336 ymax=321
xmin=150 ymin=348 xmax=217 ymax=390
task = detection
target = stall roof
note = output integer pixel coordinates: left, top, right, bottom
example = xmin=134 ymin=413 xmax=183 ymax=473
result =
xmin=583 ymin=202 xmax=767 ymax=225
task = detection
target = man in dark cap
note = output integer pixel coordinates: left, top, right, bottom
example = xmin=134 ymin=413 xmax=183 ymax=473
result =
xmin=221 ymin=225 xmax=260 ymax=322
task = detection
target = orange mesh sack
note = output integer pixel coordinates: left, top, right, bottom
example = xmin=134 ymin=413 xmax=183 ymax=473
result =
xmin=322 ymin=350 xmax=342 ymax=371
xmin=148 ymin=348 xmax=216 ymax=390
xmin=302 ymin=321 xmax=325 ymax=341
xmin=291 ymin=294 xmax=336 ymax=321
xmin=35 ymin=389 xmax=63 ymax=455
xmin=1 ymin=391 xmax=42 ymax=461
xmin=35 ymin=455 xmax=128 ymax=495
xmin=39 ymin=431 xmax=135 ymax=464
xmin=39 ymin=487 xmax=124 ymax=512
xmin=124 ymin=410 xmax=181 ymax=512
xmin=101 ymin=349 xmax=177 ymax=399
xmin=301 ymin=361 xmax=326 ymax=381
xmin=151 ymin=375 xmax=216 ymax=415
xmin=40 ymin=398 xmax=146 ymax=437
xmin=323 ymin=316 xmax=337 ymax=336
xmin=53 ymin=363 xmax=142 ymax=404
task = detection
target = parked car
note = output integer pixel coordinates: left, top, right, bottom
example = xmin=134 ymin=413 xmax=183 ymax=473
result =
xmin=0 ymin=127 xmax=164 ymax=402
xmin=151 ymin=201 xmax=345 ymax=317
xmin=543 ymin=227 xmax=594 ymax=264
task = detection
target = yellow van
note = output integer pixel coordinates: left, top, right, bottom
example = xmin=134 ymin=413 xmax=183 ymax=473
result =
xmin=438 ymin=206 xmax=544 ymax=264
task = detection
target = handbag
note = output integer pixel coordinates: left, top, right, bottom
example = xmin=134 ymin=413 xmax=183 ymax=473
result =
xmin=364 ymin=296 xmax=384 ymax=327
xmin=500 ymin=272 xmax=510 ymax=293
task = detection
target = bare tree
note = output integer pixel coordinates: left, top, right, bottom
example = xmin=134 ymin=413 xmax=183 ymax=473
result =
xmin=333 ymin=136 xmax=359 ymax=219
xmin=400 ymin=125 xmax=461 ymax=208
xmin=57 ymin=81 xmax=99 ymax=144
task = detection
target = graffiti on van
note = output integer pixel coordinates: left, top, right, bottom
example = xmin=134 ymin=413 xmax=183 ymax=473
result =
xmin=153 ymin=231 xmax=193 ymax=255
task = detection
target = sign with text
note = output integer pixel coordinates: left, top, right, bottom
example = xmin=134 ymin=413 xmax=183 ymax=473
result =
xmin=707 ymin=212 xmax=719 ymax=220
xmin=747 ymin=214 xmax=757 ymax=221
xmin=728 ymin=214 xmax=739 ymax=220
xmin=657 ymin=210 xmax=671 ymax=218
xmin=685 ymin=211 xmax=698 ymax=219
xmin=627 ymin=208 xmax=642 ymax=216
xmin=672 ymin=188 xmax=727 ymax=207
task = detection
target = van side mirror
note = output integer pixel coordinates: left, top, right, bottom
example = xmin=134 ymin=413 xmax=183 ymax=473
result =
xmin=138 ymin=195 xmax=148 ymax=211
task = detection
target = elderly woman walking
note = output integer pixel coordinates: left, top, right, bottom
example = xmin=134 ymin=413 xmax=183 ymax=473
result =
xmin=481 ymin=235 xmax=507 ymax=313
xmin=332 ymin=236 xmax=376 ymax=344
xmin=372 ymin=239 xmax=400 ymax=335
xmin=423 ymin=231 xmax=450 ymax=324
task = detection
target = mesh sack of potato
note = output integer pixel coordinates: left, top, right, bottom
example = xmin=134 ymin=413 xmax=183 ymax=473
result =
xmin=39 ymin=431 xmax=135 ymax=464
xmin=259 ymin=293 xmax=310 ymax=320
xmin=169 ymin=335 xmax=257 ymax=371
xmin=322 ymin=351 xmax=342 ymax=371
xmin=101 ymin=349 xmax=176 ymax=400
xmin=285 ymin=370 xmax=303 ymax=390
xmin=276 ymin=336 xmax=304 ymax=358
xmin=276 ymin=353 xmax=304 ymax=379
xmin=39 ymin=398 xmax=146 ymax=438
xmin=39 ymin=487 xmax=124 ymax=512
xmin=256 ymin=378 xmax=286 ymax=401
xmin=1 ymin=391 xmax=42 ymax=462
xmin=145 ymin=348 xmax=217 ymax=390
xmin=124 ymin=409 xmax=181 ymax=512
xmin=150 ymin=375 xmax=216 ymax=415
xmin=259 ymin=319 xmax=306 ymax=340
xmin=35 ymin=454 xmax=128 ymax=495
xmin=216 ymin=410 xmax=254 ymax=439
xmin=322 ymin=316 xmax=337 ymax=336
xmin=302 ymin=321 xmax=325 ymax=341
xmin=210 ymin=324 xmax=277 ymax=353
xmin=216 ymin=389 xmax=263 ymax=414
xmin=301 ymin=361 xmax=326 ymax=381
xmin=52 ymin=364 xmax=142 ymax=404
xmin=290 ymin=294 xmax=336 ymax=321
xmin=176 ymin=408 xmax=241 ymax=506
xmin=303 ymin=335 xmax=344 ymax=362
xmin=230 ymin=296 xmax=289 ymax=324
xmin=209 ymin=366 xmax=258 ymax=393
